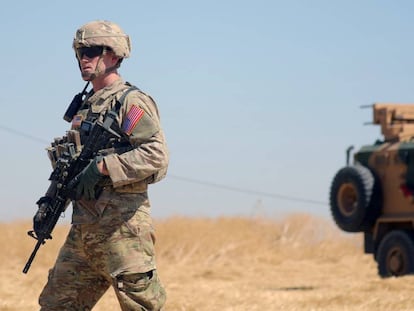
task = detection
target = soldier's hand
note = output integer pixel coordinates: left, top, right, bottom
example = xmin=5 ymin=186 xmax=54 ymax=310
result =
xmin=33 ymin=196 xmax=53 ymax=235
xmin=76 ymin=156 xmax=105 ymax=200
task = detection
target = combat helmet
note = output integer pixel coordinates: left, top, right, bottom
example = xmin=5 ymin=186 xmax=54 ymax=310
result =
xmin=73 ymin=20 xmax=131 ymax=59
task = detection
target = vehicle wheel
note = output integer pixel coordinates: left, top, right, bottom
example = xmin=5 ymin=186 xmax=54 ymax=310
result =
xmin=376 ymin=230 xmax=414 ymax=277
xmin=329 ymin=165 xmax=379 ymax=232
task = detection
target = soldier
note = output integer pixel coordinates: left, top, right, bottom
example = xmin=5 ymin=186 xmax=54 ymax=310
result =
xmin=36 ymin=20 xmax=168 ymax=310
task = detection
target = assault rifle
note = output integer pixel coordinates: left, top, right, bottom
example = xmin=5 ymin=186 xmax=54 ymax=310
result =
xmin=23 ymin=110 xmax=126 ymax=273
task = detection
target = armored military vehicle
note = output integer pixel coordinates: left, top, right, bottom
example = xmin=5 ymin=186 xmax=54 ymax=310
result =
xmin=330 ymin=103 xmax=414 ymax=277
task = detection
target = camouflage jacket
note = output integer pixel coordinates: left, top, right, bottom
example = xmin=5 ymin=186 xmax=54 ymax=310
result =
xmin=73 ymin=79 xmax=169 ymax=190
xmin=70 ymin=79 xmax=169 ymax=223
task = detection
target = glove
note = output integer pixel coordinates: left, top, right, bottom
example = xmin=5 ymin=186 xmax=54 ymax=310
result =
xmin=76 ymin=156 xmax=104 ymax=200
xmin=33 ymin=196 xmax=53 ymax=235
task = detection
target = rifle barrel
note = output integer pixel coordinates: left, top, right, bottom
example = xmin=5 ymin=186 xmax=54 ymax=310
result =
xmin=23 ymin=239 xmax=43 ymax=274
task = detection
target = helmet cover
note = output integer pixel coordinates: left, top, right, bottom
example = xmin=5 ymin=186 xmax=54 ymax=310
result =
xmin=73 ymin=20 xmax=131 ymax=58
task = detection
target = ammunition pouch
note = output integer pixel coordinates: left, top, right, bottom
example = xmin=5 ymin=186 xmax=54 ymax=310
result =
xmin=46 ymin=130 xmax=82 ymax=169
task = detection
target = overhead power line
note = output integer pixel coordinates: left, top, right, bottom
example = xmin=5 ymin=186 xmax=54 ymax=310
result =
xmin=0 ymin=124 xmax=49 ymax=144
xmin=0 ymin=124 xmax=328 ymax=206
xmin=168 ymin=174 xmax=327 ymax=206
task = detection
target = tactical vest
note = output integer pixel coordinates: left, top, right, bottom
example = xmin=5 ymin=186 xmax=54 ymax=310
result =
xmin=47 ymin=82 xmax=166 ymax=193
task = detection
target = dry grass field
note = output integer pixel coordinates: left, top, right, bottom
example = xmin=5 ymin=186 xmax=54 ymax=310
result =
xmin=2 ymin=213 xmax=414 ymax=310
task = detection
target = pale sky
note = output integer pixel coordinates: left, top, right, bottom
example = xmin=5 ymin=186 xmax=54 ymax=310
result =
xmin=1 ymin=1 xmax=414 ymax=221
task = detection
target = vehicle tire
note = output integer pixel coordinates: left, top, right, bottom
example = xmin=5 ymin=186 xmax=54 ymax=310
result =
xmin=329 ymin=165 xmax=379 ymax=232
xmin=376 ymin=230 xmax=414 ymax=277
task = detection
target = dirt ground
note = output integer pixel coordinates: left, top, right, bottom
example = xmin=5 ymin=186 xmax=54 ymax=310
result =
xmin=2 ymin=214 xmax=414 ymax=311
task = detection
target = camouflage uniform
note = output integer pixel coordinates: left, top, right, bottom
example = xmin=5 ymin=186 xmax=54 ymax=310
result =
xmin=38 ymin=21 xmax=168 ymax=311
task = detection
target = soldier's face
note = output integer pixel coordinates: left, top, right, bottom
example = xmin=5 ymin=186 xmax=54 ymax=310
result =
xmin=78 ymin=48 xmax=101 ymax=80
xmin=77 ymin=47 xmax=118 ymax=81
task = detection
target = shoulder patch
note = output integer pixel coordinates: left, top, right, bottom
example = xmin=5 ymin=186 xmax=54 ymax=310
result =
xmin=71 ymin=114 xmax=83 ymax=129
xmin=122 ymin=105 xmax=145 ymax=135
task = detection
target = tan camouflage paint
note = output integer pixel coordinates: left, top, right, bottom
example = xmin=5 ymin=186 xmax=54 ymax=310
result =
xmin=363 ymin=104 xmax=414 ymax=239
xmin=373 ymin=103 xmax=414 ymax=141
xmin=367 ymin=143 xmax=412 ymax=214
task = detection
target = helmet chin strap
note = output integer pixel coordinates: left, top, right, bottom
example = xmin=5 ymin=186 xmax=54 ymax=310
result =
xmin=83 ymin=55 xmax=103 ymax=81
xmin=104 ymin=63 xmax=120 ymax=74
xmin=78 ymin=56 xmax=120 ymax=81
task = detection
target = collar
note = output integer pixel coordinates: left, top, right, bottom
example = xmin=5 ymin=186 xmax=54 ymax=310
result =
xmin=87 ymin=78 xmax=128 ymax=103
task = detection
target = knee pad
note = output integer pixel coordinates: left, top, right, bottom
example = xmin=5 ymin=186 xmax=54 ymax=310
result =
xmin=113 ymin=270 xmax=166 ymax=310
xmin=115 ymin=270 xmax=153 ymax=293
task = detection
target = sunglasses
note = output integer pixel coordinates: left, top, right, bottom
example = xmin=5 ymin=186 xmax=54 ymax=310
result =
xmin=76 ymin=46 xmax=108 ymax=59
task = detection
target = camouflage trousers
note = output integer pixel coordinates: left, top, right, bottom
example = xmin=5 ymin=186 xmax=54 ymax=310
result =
xmin=39 ymin=192 xmax=166 ymax=311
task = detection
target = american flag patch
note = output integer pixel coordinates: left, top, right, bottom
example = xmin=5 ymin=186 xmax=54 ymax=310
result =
xmin=122 ymin=105 xmax=145 ymax=135
xmin=72 ymin=115 xmax=83 ymax=128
